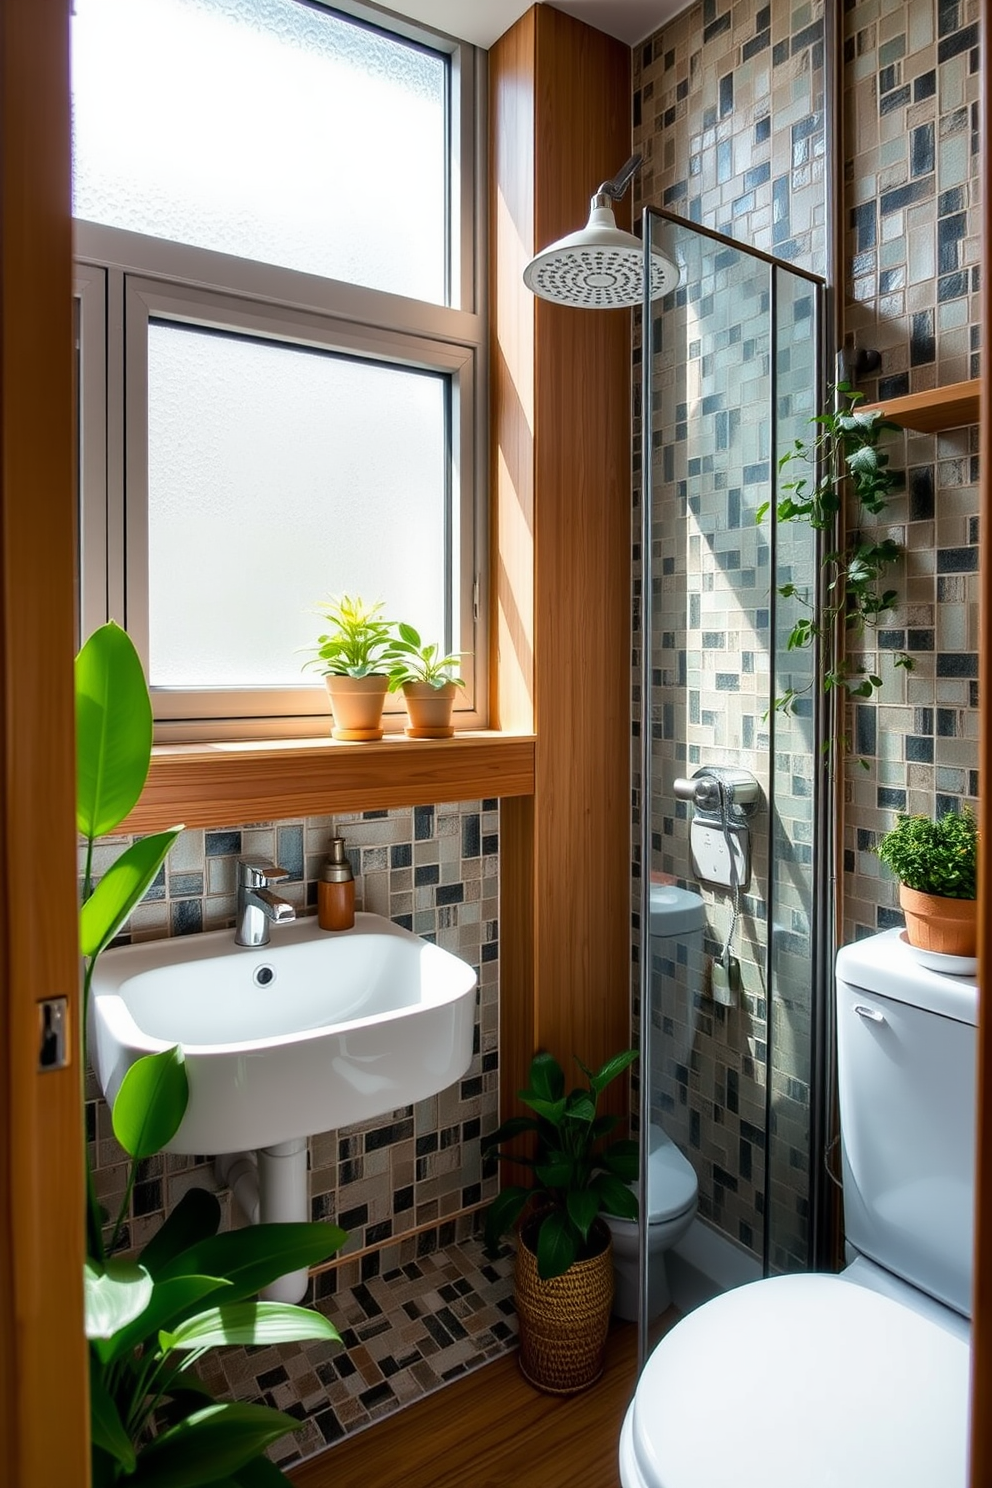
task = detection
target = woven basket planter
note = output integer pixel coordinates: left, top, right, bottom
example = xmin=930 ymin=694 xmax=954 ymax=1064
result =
xmin=900 ymin=884 xmax=977 ymax=958
xmin=514 ymin=1218 xmax=614 ymax=1395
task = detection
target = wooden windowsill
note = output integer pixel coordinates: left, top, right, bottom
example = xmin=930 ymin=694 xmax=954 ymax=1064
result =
xmin=864 ymin=377 xmax=981 ymax=433
xmin=120 ymin=731 xmax=537 ymax=834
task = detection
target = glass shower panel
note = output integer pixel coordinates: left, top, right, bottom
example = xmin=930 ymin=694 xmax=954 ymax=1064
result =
xmin=765 ymin=268 xmax=820 ymax=1271
xmin=640 ymin=211 xmax=823 ymax=1341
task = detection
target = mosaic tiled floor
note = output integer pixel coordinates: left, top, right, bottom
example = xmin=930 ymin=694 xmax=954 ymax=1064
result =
xmin=196 ymin=1231 xmax=518 ymax=1470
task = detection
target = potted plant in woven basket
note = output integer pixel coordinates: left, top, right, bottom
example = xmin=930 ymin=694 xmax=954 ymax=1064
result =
xmin=876 ymin=808 xmax=978 ymax=959
xmin=483 ymin=1048 xmax=638 ymax=1395
xmin=305 ymin=595 xmax=398 ymax=740
xmin=387 ymin=622 xmax=466 ymax=738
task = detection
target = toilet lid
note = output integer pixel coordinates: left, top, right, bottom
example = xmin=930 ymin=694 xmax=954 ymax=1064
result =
xmin=628 ymin=1274 xmax=969 ymax=1488
xmin=645 ymin=1126 xmax=697 ymax=1224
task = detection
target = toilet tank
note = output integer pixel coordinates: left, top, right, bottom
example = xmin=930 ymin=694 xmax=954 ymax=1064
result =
xmin=648 ymin=883 xmax=706 ymax=1151
xmin=835 ymin=929 xmax=977 ymax=1318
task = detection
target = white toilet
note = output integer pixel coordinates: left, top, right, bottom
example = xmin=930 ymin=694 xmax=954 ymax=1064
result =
xmin=619 ymin=927 xmax=976 ymax=1488
xmin=605 ymin=883 xmax=704 ymax=1320
xmin=605 ymin=1122 xmax=698 ymax=1319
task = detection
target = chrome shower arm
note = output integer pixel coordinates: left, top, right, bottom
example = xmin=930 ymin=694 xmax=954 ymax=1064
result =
xmin=593 ymin=153 xmax=642 ymax=206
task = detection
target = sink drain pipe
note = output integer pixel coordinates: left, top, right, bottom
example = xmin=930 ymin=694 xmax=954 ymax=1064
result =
xmin=216 ymin=1137 xmax=309 ymax=1303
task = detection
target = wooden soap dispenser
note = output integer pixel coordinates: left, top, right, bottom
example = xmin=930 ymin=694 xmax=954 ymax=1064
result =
xmin=318 ymin=836 xmax=355 ymax=931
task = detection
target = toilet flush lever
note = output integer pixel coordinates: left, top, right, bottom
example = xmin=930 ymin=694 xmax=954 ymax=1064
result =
xmin=854 ymin=1004 xmax=885 ymax=1023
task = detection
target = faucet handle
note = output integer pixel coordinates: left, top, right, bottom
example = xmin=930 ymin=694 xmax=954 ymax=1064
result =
xmin=237 ymin=859 xmax=290 ymax=889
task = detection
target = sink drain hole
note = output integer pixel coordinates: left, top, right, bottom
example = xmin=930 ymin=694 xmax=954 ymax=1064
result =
xmin=253 ymin=964 xmax=275 ymax=987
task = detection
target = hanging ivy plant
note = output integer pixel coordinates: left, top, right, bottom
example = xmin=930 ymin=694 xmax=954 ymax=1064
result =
xmin=757 ymin=382 xmax=913 ymax=757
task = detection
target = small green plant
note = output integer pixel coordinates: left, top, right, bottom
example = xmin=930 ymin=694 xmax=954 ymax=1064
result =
xmin=876 ymin=808 xmax=978 ymax=900
xmin=483 ymin=1049 xmax=639 ymax=1281
xmin=79 ymin=623 xmax=346 ymax=1486
xmin=386 ymin=623 xmax=466 ymax=692
xmin=305 ymin=594 xmax=397 ymax=677
xmin=758 ymin=383 xmax=912 ymax=753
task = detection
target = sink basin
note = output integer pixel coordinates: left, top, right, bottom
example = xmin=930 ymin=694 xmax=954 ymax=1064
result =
xmin=89 ymin=913 xmax=478 ymax=1154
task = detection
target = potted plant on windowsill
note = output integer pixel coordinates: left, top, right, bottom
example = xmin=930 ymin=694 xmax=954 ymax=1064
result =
xmin=483 ymin=1048 xmax=638 ymax=1395
xmin=305 ymin=595 xmax=397 ymax=740
xmin=876 ymin=808 xmax=978 ymax=959
xmin=387 ymin=623 xmax=466 ymax=738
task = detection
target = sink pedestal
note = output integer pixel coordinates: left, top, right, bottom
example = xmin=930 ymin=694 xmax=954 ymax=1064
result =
xmin=217 ymin=1137 xmax=310 ymax=1303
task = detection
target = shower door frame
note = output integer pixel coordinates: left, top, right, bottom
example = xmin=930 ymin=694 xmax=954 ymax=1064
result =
xmin=636 ymin=206 xmax=832 ymax=1362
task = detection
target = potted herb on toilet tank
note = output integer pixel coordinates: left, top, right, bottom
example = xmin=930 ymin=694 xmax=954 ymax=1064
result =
xmin=387 ymin=621 xmax=466 ymax=738
xmin=876 ymin=807 xmax=978 ymax=960
xmin=305 ymin=593 xmax=398 ymax=740
xmin=483 ymin=1048 xmax=638 ymax=1394
xmin=78 ymin=622 xmax=346 ymax=1485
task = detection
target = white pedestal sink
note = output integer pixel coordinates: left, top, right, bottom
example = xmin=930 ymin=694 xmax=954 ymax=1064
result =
xmin=89 ymin=912 xmax=478 ymax=1153
xmin=89 ymin=913 xmax=478 ymax=1299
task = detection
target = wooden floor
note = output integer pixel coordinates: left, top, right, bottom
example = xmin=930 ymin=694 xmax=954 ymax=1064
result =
xmin=290 ymin=1322 xmax=641 ymax=1488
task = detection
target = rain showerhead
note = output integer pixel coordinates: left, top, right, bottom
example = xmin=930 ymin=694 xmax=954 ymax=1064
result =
xmin=522 ymin=154 xmax=679 ymax=309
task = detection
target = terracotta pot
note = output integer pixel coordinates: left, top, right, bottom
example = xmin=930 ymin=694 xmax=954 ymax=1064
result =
xmin=514 ymin=1218 xmax=613 ymax=1395
xmin=899 ymin=884 xmax=977 ymax=958
xmin=402 ymin=681 xmax=457 ymax=739
xmin=323 ymin=674 xmax=389 ymax=741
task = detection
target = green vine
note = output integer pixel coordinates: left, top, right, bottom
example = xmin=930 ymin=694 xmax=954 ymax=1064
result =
xmin=757 ymin=382 xmax=913 ymax=757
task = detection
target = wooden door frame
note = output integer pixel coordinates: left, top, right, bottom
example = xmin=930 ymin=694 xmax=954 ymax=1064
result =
xmin=0 ymin=0 xmax=89 ymax=1483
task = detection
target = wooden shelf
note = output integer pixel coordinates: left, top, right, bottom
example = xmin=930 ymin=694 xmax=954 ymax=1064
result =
xmin=865 ymin=377 xmax=981 ymax=433
xmin=121 ymin=731 xmax=536 ymax=834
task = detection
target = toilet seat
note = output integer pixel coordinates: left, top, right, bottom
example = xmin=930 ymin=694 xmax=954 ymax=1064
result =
xmin=620 ymin=1273 xmax=969 ymax=1488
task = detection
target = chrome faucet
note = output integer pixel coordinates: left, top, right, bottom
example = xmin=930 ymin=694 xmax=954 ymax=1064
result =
xmin=235 ymin=860 xmax=297 ymax=947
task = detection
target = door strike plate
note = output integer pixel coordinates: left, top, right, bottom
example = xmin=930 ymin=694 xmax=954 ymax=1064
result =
xmin=38 ymin=997 xmax=70 ymax=1072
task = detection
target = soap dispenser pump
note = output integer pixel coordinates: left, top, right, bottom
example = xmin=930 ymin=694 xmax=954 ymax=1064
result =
xmin=318 ymin=837 xmax=355 ymax=931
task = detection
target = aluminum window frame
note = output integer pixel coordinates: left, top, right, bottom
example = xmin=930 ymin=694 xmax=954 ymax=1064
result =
xmin=73 ymin=0 xmax=487 ymax=741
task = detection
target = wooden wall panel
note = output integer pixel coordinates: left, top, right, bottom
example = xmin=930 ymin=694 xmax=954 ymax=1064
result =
xmin=969 ymin=13 xmax=990 ymax=1484
xmin=0 ymin=0 xmax=89 ymax=1483
xmin=491 ymin=6 xmax=632 ymax=1124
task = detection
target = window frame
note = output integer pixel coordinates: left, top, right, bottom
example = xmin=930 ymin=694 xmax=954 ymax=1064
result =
xmin=73 ymin=0 xmax=488 ymax=742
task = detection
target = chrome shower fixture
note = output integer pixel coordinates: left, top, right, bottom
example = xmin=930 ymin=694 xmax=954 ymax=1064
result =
xmin=522 ymin=153 xmax=679 ymax=309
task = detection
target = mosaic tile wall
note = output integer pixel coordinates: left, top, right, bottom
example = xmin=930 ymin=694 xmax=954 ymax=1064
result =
xmin=839 ymin=0 xmax=982 ymax=943
xmin=632 ymin=0 xmax=827 ymax=1272
xmin=84 ymin=801 xmax=504 ymax=1454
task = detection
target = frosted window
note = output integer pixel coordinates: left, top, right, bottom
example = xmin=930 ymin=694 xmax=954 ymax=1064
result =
xmin=146 ymin=321 xmax=449 ymax=688
xmin=72 ymin=0 xmax=448 ymax=303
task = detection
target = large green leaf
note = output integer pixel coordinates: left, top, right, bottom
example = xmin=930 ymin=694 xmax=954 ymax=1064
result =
xmin=85 ymin=1259 xmax=153 ymax=1342
xmin=161 ymin=1301 xmax=341 ymax=1353
xmin=517 ymin=1093 xmax=566 ymax=1124
xmin=535 ymin=1210 xmax=578 ymax=1280
xmin=600 ymin=1138 xmax=639 ymax=1182
xmin=157 ymin=1223 xmax=346 ymax=1304
xmin=112 ymin=1046 xmax=189 ymax=1160
xmin=76 ymin=621 xmax=153 ymax=838
xmin=102 ymin=1275 xmax=232 ymax=1362
xmin=566 ymin=1188 xmax=601 ymax=1242
xmin=527 ymin=1052 xmax=564 ymax=1102
xmin=563 ymin=1089 xmax=596 ymax=1123
xmin=140 ymin=1187 xmax=222 ymax=1276
xmin=592 ymin=1172 xmax=638 ymax=1221
xmin=128 ymin=1402 xmax=298 ymax=1488
xmin=89 ymin=1352 xmax=136 ymax=1472
xmin=589 ymin=1048 xmax=638 ymax=1094
xmin=480 ymin=1114 xmax=540 ymax=1153
xmin=80 ymin=829 xmax=183 ymax=959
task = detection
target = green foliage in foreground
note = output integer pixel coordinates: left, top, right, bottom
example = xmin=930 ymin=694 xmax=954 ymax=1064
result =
xmin=79 ymin=623 xmax=346 ymax=1485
